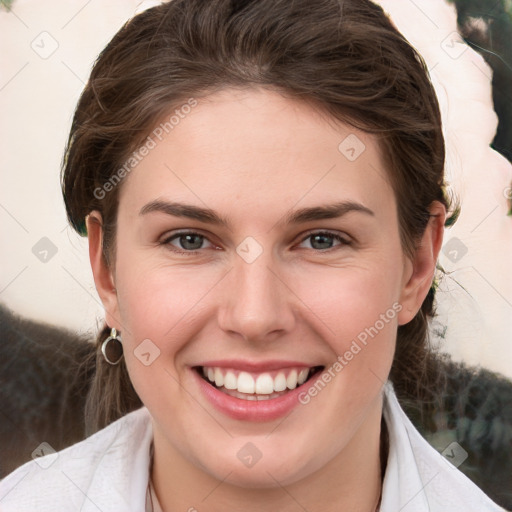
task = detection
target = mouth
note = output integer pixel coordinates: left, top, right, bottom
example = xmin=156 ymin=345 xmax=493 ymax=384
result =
xmin=194 ymin=365 xmax=325 ymax=401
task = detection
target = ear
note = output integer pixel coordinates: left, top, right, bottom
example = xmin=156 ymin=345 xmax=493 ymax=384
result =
xmin=397 ymin=201 xmax=446 ymax=326
xmin=86 ymin=211 xmax=121 ymax=330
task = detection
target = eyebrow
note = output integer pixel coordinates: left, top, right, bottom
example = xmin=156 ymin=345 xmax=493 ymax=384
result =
xmin=139 ymin=200 xmax=374 ymax=227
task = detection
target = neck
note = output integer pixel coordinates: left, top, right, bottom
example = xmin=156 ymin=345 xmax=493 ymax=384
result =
xmin=151 ymin=402 xmax=385 ymax=512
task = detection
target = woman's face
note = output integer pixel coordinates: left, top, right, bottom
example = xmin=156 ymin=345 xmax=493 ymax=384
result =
xmin=89 ymin=87 xmax=440 ymax=487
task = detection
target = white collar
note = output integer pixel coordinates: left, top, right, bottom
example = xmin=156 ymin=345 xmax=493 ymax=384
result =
xmin=381 ymin=381 xmax=505 ymax=511
xmin=0 ymin=382 xmax=505 ymax=511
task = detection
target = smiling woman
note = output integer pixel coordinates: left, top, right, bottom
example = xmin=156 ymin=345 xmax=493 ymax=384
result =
xmin=0 ymin=0 xmax=507 ymax=511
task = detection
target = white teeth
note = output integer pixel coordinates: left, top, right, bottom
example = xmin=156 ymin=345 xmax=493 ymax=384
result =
xmin=219 ymin=389 xmax=293 ymax=401
xmin=224 ymin=371 xmax=238 ymax=390
xmin=274 ymin=372 xmax=287 ymax=392
xmin=255 ymin=373 xmax=274 ymax=394
xmin=201 ymin=366 xmax=313 ymax=395
xmin=214 ymin=368 xmax=224 ymax=387
xmin=237 ymin=372 xmax=255 ymax=394
xmin=286 ymin=369 xmax=298 ymax=389
xmin=298 ymin=369 xmax=309 ymax=385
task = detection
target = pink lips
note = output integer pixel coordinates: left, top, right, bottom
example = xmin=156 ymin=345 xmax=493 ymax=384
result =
xmin=192 ymin=359 xmax=324 ymax=422
xmin=196 ymin=359 xmax=313 ymax=372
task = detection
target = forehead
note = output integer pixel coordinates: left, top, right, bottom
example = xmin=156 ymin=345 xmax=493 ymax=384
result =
xmin=118 ymin=88 xmax=395 ymax=223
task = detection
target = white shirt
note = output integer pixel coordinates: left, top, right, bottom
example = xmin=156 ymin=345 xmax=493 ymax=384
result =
xmin=0 ymin=382 xmax=506 ymax=511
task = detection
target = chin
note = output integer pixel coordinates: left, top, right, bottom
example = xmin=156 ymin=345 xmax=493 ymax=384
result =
xmin=198 ymin=443 xmax=323 ymax=490
xmin=214 ymin=463 xmax=307 ymax=490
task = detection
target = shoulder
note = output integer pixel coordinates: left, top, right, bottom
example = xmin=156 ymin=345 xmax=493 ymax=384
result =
xmin=382 ymin=382 xmax=507 ymax=512
xmin=0 ymin=406 xmax=153 ymax=512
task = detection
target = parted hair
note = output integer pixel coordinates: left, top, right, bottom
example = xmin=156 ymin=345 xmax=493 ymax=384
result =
xmin=61 ymin=0 xmax=458 ymax=435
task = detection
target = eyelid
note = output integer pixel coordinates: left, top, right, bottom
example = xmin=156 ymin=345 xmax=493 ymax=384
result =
xmin=160 ymin=229 xmax=215 ymax=253
xmin=160 ymin=228 xmax=352 ymax=255
xmin=299 ymin=229 xmax=352 ymax=243
xmin=296 ymin=229 xmax=353 ymax=249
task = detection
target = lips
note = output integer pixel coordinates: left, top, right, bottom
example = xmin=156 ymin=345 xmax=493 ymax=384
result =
xmin=192 ymin=361 xmax=325 ymax=421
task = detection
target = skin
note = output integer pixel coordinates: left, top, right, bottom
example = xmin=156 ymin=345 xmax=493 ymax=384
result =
xmin=87 ymin=87 xmax=445 ymax=511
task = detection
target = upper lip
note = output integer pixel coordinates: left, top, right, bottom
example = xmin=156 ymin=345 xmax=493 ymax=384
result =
xmin=194 ymin=359 xmax=323 ymax=372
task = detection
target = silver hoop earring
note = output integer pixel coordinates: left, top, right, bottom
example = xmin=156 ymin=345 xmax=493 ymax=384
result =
xmin=101 ymin=327 xmax=123 ymax=365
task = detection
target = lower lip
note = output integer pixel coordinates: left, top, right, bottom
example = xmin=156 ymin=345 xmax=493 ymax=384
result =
xmin=192 ymin=369 xmax=320 ymax=422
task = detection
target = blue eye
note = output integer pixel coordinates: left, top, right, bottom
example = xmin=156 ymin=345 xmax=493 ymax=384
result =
xmin=162 ymin=232 xmax=212 ymax=253
xmin=298 ymin=231 xmax=351 ymax=251
xmin=161 ymin=230 xmax=351 ymax=255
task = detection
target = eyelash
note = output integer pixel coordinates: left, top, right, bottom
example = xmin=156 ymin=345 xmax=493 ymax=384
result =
xmin=160 ymin=230 xmax=352 ymax=255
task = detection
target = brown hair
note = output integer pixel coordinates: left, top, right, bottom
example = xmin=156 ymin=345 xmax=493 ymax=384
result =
xmin=61 ymin=0 xmax=458 ymax=435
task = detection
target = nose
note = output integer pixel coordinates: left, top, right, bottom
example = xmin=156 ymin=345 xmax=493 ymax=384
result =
xmin=217 ymin=251 xmax=296 ymax=344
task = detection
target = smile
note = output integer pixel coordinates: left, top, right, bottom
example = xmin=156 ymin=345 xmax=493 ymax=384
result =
xmin=196 ymin=365 xmax=324 ymax=401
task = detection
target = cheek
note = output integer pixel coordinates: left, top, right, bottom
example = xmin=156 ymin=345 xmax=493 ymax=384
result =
xmin=291 ymin=260 xmax=401 ymax=381
xmin=112 ymin=261 xmax=207 ymax=410
xmin=115 ymin=262 xmax=209 ymax=342
xmin=112 ymin=250 xmax=231 ymax=392
xmin=295 ymin=259 xmax=402 ymax=335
